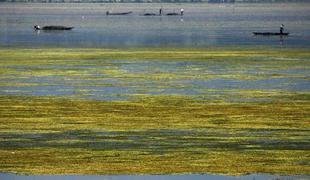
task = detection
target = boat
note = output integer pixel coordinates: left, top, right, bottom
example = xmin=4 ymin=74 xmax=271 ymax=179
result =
xmin=34 ymin=25 xmax=73 ymax=30
xmin=143 ymin=13 xmax=157 ymax=16
xmin=106 ymin=11 xmax=132 ymax=16
xmin=166 ymin=12 xmax=180 ymax=16
xmin=253 ymin=32 xmax=289 ymax=36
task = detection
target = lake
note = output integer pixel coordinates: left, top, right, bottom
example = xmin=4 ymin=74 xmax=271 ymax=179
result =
xmin=1 ymin=50 xmax=309 ymax=102
xmin=0 ymin=2 xmax=309 ymax=178
xmin=0 ymin=3 xmax=310 ymax=48
xmin=0 ymin=3 xmax=309 ymax=101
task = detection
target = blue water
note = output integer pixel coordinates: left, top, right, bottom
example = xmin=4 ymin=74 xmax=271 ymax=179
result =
xmin=1 ymin=3 xmax=309 ymax=102
xmin=1 ymin=58 xmax=309 ymax=102
xmin=0 ymin=3 xmax=310 ymax=48
xmin=1 ymin=56 xmax=309 ymax=101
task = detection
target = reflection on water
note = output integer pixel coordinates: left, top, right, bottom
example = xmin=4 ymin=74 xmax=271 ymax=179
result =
xmin=0 ymin=3 xmax=310 ymax=48
xmin=0 ymin=173 xmax=308 ymax=180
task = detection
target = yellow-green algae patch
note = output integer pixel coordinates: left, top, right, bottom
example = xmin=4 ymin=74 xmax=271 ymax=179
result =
xmin=0 ymin=95 xmax=309 ymax=175
xmin=0 ymin=48 xmax=309 ymax=175
xmin=1 ymin=48 xmax=309 ymax=102
xmin=0 ymin=48 xmax=310 ymax=66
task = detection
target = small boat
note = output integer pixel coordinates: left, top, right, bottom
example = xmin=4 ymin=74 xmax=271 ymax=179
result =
xmin=34 ymin=25 xmax=73 ymax=30
xmin=253 ymin=32 xmax=289 ymax=36
xmin=166 ymin=12 xmax=180 ymax=16
xmin=143 ymin=13 xmax=157 ymax=16
xmin=106 ymin=11 xmax=132 ymax=16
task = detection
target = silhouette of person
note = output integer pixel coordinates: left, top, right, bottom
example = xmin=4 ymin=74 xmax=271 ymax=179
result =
xmin=180 ymin=8 xmax=184 ymax=16
xmin=280 ymin=24 xmax=284 ymax=34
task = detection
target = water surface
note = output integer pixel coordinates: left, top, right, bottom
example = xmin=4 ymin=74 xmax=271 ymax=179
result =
xmin=1 ymin=56 xmax=309 ymax=102
xmin=0 ymin=3 xmax=310 ymax=48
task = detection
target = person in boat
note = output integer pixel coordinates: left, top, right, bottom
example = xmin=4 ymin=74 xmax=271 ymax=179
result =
xmin=34 ymin=25 xmax=40 ymax=30
xmin=180 ymin=8 xmax=184 ymax=16
xmin=106 ymin=11 xmax=110 ymax=15
xmin=280 ymin=24 xmax=284 ymax=34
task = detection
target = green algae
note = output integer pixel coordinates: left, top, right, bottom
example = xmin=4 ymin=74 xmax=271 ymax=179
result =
xmin=0 ymin=48 xmax=309 ymax=175
xmin=1 ymin=48 xmax=309 ymax=102
xmin=0 ymin=48 xmax=310 ymax=65
xmin=0 ymin=95 xmax=309 ymax=175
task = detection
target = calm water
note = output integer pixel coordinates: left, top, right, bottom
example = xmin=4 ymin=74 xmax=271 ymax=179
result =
xmin=0 ymin=3 xmax=309 ymax=178
xmin=0 ymin=3 xmax=309 ymax=100
xmin=1 ymin=58 xmax=309 ymax=102
xmin=0 ymin=3 xmax=310 ymax=48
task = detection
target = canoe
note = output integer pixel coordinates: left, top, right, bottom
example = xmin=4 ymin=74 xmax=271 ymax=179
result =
xmin=106 ymin=11 xmax=132 ymax=15
xmin=253 ymin=32 xmax=289 ymax=36
xmin=34 ymin=25 xmax=73 ymax=30
xmin=166 ymin=12 xmax=180 ymax=16
xmin=143 ymin=13 xmax=157 ymax=16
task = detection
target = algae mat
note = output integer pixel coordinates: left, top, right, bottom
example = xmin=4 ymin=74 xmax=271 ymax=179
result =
xmin=0 ymin=48 xmax=309 ymax=175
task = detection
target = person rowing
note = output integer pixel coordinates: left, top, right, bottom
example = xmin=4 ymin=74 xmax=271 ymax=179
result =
xmin=280 ymin=24 xmax=284 ymax=34
xmin=180 ymin=8 xmax=184 ymax=16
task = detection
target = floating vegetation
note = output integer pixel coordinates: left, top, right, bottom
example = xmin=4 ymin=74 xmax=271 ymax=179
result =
xmin=0 ymin=95 xmax=309 ymax=175
xmin=0 ymin=48 xmax=309 ymax=175
xmin=0 ymin=48 xmax=309 ymax=102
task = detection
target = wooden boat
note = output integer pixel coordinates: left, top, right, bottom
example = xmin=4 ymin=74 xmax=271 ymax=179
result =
xmin=34 ymin=25 xmax=73 ymax=30
xmin=253 ymin=32 xmax=289 ymax=36
xmin=106 ymin=11 xmax=132 ymax=16
xmin=166 ymin=12 xmax=180 ymax=16
xmin=143 ymin=13 xmax=157 ymax=16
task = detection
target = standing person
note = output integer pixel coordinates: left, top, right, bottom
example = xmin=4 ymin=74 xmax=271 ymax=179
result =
xmin=180 ymin=8 xmax=184 ymax=16
xmin=280 ymin=24 xmax=284 ymax=34
xmin=159 ymin=8 xmax=162 ymax=16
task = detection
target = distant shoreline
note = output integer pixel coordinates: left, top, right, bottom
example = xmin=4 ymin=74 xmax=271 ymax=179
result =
xmin=1 ymin=1 xmax=309 ymax=4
